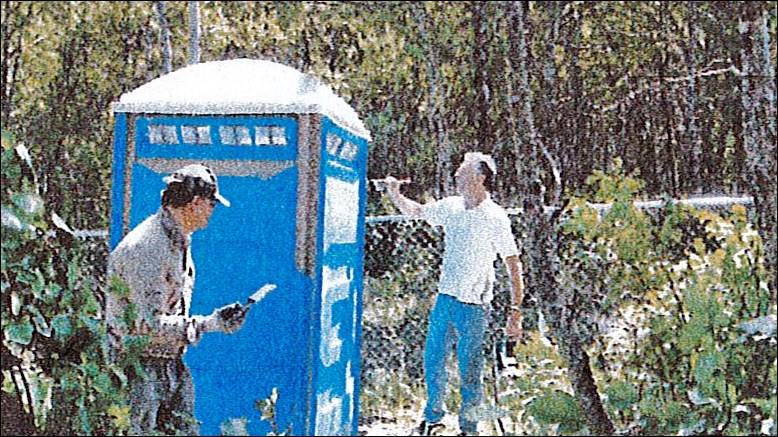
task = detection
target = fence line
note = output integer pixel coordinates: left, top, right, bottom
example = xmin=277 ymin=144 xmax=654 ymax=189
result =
xmin=368 ymin=194 xmax=755 ymax=224
xmin=582 ymin=194 xmax=753 ymax=212
xmin=28 ymin=192 xmax=761 ymax=431
xmin=63 ymin=195 xmax=755 ymax=237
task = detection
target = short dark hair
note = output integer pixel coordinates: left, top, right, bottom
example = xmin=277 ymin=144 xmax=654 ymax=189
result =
xmin=476 ymin=161 xmax=495 ymax=192
xmin=161 ymin=176 xmax=217 ymax=208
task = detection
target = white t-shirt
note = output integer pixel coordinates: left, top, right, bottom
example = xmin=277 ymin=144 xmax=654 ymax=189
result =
xmin=421 ymin=194 xmax=519 ymax=305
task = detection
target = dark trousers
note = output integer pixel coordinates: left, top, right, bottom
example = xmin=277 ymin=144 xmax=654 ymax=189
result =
xmin=129 ymin=356 xmax=199 ymax=436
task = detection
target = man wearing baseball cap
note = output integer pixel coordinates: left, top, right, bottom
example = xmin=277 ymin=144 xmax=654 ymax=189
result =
xmin=105 ymin=163 xmax=244 ymax=435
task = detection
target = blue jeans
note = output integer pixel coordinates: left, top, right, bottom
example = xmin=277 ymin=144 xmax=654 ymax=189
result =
xmin=423 ymin=293 xmax=488 ymax=434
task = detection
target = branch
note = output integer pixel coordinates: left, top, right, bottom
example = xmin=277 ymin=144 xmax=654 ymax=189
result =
xmin=598 ymin=66 xmax=744 ymax=113
xmin=539 ymin=137 xmax=563 ymax=204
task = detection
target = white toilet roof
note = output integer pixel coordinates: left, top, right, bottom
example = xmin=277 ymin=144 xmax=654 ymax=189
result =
xmin=113 ymin=58 xmax=370 ymax=140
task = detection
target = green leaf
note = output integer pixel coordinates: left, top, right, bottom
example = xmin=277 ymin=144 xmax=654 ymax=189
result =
xmin=606 ymin=381 xmax=639 ymax=410
xmin=526 ymin=390 xmax=587 ymax=433
xmin=693 ymin=351 xmax=720 ymax=388
xmin=28 ymin=304 xmax=52 ymax=337
xmin=679 ymin=319 xmax=708 ymax=354
xmin=52 ymin=314 xmax=73 ymax=336
xmin=59 ymin=371 xmax=80 ymax=391
xmin=81 ymin=361 xmax=100 ymax=378
xmin=5 ymin=317 xmax=34 ymax=345
xmin=109 ymin=276 xmax=130 ymax=298
xmin=92 ymin=371 xmax=112 ymax=394
xmin=78 ymin=314 xmax=102 ymax=333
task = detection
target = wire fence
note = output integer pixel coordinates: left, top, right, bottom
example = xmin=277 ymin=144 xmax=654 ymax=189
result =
xmin=358 ymin=194 xmax=758 ymax=425
xmin=359 ymin=209 xmax=541 ymax=419
xmin=66 ymin=195 xmax=757 ymax=429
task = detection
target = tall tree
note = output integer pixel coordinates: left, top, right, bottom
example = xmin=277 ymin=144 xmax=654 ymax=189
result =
xmin=509 ymin=2 xmax=615 ymax=435
xmin=411 ymin=2 xmax=454 ymax=197
xmin=505 ymin=0 xmax=537 ymax=197
xmin=471 ymin=0 xmax=492 ymax=154
xmin=521 ymin=179 xmax=617 ymax=436
xmin=739 ymin=1 xmax=777 ymax=299
xmin=682 ymin=1 xmax=702 ymax=193
xmin=1 ymin=1 xmax=25 ymax=123
xmin=154 ymin=1 xmax=172 ymax=73
xmin=533 ymin=1 xmax=564 ymax=203
xmin=188 ymin=0 xmax=200 ymax=65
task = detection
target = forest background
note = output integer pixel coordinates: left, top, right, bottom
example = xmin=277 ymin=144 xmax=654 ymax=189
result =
xmin=1 ymin=1 xmax=776 ymax=436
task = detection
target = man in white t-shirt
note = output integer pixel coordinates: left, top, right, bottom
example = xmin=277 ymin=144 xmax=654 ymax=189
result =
xmin=384 ymin=152 xmax=525 ymax=436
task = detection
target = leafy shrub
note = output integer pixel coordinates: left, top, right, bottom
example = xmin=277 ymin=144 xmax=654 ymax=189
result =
xmin=1 ymin=131 xmax=135 ymax=435
xmin=560 ymin=160 xmax=776 ymax=436
xmin=526 ymin=389 xmax=587 ymax=434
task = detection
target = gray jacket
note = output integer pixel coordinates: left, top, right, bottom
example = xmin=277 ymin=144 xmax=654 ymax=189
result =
xmin=106 ymin=207 xmax=214 ymax=358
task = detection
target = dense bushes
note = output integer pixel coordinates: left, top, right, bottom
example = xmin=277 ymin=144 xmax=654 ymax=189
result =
xmin=1 ymin=132 xmax=132 ymax=435
xmin=529 ymin=164 xmax=776 ymax=435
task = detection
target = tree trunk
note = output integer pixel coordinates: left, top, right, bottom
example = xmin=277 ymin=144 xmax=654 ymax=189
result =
xmin=411 ymin=2 xmax=453 ymax=197
xmin=684 ymin=1 xmax=702 ymax=194
xmin=472 ymin=0 xmax=492 ymax=153
xmin=537 ymin=1 xmax=564 ymax=204
xmin=506 ymin=1 xmax=536 ymax=196
xmin=522 ymin=191 xmax=616 ymax=436
xmin=555 ymin=335 xmax=616 ymax=436
xmin=740 ymin=3 xmax=777 ymax=300
xmin=1 ymin=389 xmax=37 ymax=436
xmin=1 ymin=1 xmax=28 ymax=123
xmin=1 ymin=342 xmax=38 ymax=436
xmin=154 ymin=1 xmax=172 ymax=74
xmin=509 ymin=1 xmax=563 ymax=201
xmin=188 ymin=1 xmax=200 ymax=65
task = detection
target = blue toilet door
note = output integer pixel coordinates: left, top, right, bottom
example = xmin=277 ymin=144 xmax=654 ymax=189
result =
xmin=125 ymin=115 xmax=311 ymax=436
xmin=186 ymin=167 xmax=308 ymax=437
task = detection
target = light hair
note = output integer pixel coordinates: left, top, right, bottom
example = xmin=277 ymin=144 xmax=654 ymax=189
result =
xmin=463 ymin=152 xmax=497 ymax=175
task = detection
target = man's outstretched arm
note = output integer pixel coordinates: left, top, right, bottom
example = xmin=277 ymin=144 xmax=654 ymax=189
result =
xmin=384 ymin=176 xmax=425 ymax=218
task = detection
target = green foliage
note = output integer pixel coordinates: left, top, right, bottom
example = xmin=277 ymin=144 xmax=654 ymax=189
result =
xmin=4 ymin=1 xmax=773 ymax=217
xmin=558 ymin=162 xmax=776 ymax=436
xmin=526 ymin=390 xmax=587 ymax=435
xmin=1 ymin=130 xmax=138 ymax=435
xmin=606 ymin=381 xmax=639 ymax=411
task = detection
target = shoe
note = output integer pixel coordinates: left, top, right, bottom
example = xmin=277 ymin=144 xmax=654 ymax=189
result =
xmin=417 ymin=420 xmax=444 ymax=436
xmin=457 ymin=426 xmax=479 ymax=436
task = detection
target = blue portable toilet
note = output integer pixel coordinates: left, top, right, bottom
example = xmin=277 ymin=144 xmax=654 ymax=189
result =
xmin=110 ymin=59 xmax=371 ymax=436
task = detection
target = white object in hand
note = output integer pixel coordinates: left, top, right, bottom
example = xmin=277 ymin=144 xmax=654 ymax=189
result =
xmin=247 ymin=284 xmax=277 ymax=307
xmin=370 ymin=177 xmax=410 ymax=191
